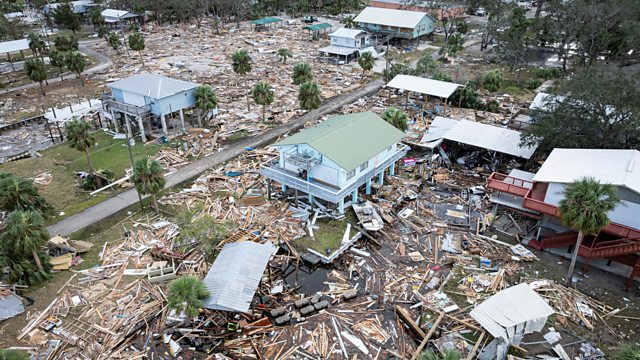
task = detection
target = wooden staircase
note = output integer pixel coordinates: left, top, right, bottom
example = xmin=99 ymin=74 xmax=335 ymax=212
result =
xmin=530 ymin=232 xmax=578 ymax=250
xmin=579 ymin=238 xmax=640 ymax=259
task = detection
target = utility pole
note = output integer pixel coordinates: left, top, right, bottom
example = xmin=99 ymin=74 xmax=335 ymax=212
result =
xmin=124 ymin=115 xmax=144 ymax=210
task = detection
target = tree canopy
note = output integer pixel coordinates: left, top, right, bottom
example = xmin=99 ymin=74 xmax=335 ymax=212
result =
xmin=167 ymin=276 xmax=209 ymax=319
xmin=132 ymin=157 xmax=165 ymax=213
xmin=253 ymin=82 xmax=274 ymax=122
xmin=521 ymin=68 xmax=640 ymax=155
xmin=298 ymin=81 xmax=321 ymax=111
xmin=292 ymin=62 xmax=313 ymax=85
xmin=381 ymin=107 xmax=409 ymax=132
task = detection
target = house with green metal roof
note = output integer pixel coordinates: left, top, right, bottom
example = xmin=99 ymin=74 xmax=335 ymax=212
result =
xmin=260 ymin=112 xmax=409 ymax=213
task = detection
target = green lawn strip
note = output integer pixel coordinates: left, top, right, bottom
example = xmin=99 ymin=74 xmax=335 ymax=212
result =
xmin=0 ymin=130 xmax=163 ymax=220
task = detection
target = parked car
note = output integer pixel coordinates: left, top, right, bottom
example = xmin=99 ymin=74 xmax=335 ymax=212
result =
xmin=302 ymin=16 xmax=317 ymax=23
xmin=475 ymin=7 xmax=486 ymax=16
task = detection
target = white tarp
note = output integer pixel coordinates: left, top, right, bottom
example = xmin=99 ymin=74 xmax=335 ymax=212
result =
xmin=470 ymin=283 xmax=554 ymax=345
xmin=387 ymin=74 xmax=462 ymax=99
xmin=201 ymin=241 xmax=276 ymax=313
xmin=442 ymin=119 xmax=538 ymax=159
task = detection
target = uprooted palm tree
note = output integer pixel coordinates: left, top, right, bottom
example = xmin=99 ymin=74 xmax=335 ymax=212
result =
xmin=0 ymin=174 xmax=52 ymax=215
xmin=231 ymin=50 xmax=253 ymax=111
xmin=292 ymin=62 xmax=313 ymax=85
xmin=252 ymin=82 xmax=274 ymax=122
xmin=381 ymin=107 xmax=409 ymax=131
xmin=194 ymin=85 xmax=218 ymax=127
xmin=167 ymin=276 xmax=209 ymax=322
xmin=298 ymin=81 xmax=322 ymax=111
xmin=559 ymin=177 xmax=619 ymax=286
xmin=277 ymin=48 xmax=292 ymax=64
xmin=66 ymin=118 xmax=95 ymax=177
xmin=131 ymin=157 xmax=166 ymax=214
xmin=357 ymin=52 xmax=375 ymax=76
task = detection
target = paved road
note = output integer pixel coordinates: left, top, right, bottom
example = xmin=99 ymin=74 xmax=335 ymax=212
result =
xmin=0 ymin=40 xmax=112 ymax=95
xmin=46 ymin=79 xmax=386 ymax=236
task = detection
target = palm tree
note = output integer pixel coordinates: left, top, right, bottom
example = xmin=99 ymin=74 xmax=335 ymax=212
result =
xmin=232 ymin=50 xmax=252 ymax=111
xmin=0 ymin=175 xmax=52 ymax=215
xmin=559 ymin=177 xmax=619 ymax=285
xmin=298 ymin=81 xmax=322 ymax=111
xmin=277 ymin=48 xmax=292 ymax=64
xmin=252 ymin=82 xmax=274 ymax=122
xmin=343 ymin=15 xmax=356 ymax=29
xmin=24 ymin=58 xmax=47 ymax=96
xmin=131 ymin=157 xmax=166 ymax=214
xmin=27 ymin=32 xmax=47 ymax=61
xmin=65 ymin=50 xmax=86 ymax=85
xmin=108 ymin=32 xmax=122 ymax=53
xmin=167 ymin=276 xmax=210 ymax=321
xmin=128 ymin=32 xmax=146 ymax=67
xmin=194 ymin=85 xmax=218 ymax=127
xmin=97 ymin=24 xmax=108 ymax=42
xmin=0 ymin=211 xmax=50 ymax=272
xmin=49 ymin=49 xmax=66 ymax=81
xmin=66 ymin=118 xmax=95 ymax=176
xmin=293 ymin=62 xmax=313 ymax=85
xmin=381 ymin=107 xmax=409 ymax=131
xmin=358 ymin=52 xmax=375 ymax=76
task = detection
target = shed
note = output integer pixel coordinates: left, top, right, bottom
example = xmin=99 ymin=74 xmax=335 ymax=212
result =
xmin=442 ymin=120 xmax=538 ymax=159
xmin=251 ymin=17 xmax=283 ymax=30
xmin=386 ymin=74 xmax=463 ymax=114
xmin=0 ymin=38 xmax=30 ymax=55
xmin=201 ymin=242 xmax=277 ymax=313
xmin=303 ymin=22 xmax=332 ymax=32
xmin=470 ymin=283 xmax=554 ymax=346
xmin=101 ymin=9 xmax=139 ymax=23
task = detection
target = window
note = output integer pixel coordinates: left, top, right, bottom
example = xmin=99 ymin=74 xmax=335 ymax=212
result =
xmin=359 ymin=162 xmax=368 ymax=171
xmin=346 ymin=169 xmax=355 ymax=180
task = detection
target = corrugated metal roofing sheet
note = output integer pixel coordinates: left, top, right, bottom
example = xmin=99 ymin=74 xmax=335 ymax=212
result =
xmin=252 ymin=17 xmax=282 ymax=25
xmin=201 ymin=242 xmax=276 ymax=313
xmin=0 ymin=294 xmax=25 ymax=321
xmin=0 ymin=39 xmax=30 ymax=54
xmin=304 ymin=23 xmax=332 ymax=31
xmin=273 ymin=112 xmax=406 ymax=171
xmin=470 ymin=284 xmax=554 ymax=342
xmin=442 ymin=120 xmax=538 ymax=159
xmin=107 ymin=74 xmax=198 ymax=99
xmin=532 ymin=148 xmax=640 ymax=195
xmin=354 ymin=7 xmax=432 ymax=29
xmin=329 ymin=28 xmax=366 ymax=39
xmin=387 ymin=74 xmax=462 ymax=99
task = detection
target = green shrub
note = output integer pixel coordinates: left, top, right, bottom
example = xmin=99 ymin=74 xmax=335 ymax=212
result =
xmin=483 ymin=69 xmax=504 ymax=92
xmin=487 ymin=100 xmax=500 ymax=113
xmin=533 ymin=67 xmax=561 ymax=80
xmin=0 ymin=349 xmax=31 ymax=360
xmin=613 ymin=344 xmax=640 ymax=360
xmin=527 ymin=78 xmax=542 ymax=90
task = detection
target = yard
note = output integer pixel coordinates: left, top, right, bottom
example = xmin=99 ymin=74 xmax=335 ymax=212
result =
xmin=0 ymin=130 xmax=163 ymax=221
xmin=295 ymin=209 xmax=359 ymax=254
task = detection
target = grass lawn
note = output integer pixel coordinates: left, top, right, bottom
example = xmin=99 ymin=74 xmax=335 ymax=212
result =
xmin=0 ymin=130 xmax=163 ymax=222
xmin=295 ymin=209 xmax=359 ymax=254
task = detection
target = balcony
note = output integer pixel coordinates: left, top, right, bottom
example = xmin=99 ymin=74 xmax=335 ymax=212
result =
xmin=261 ymin=145 xmax=409 ymax=204
xmin=283 ymin=150 xmax=321 ymax=170
xmin=102 ymin=94 xmax=152 ymax=117
xmin=487 ymin=172 xmax=533 ymax=198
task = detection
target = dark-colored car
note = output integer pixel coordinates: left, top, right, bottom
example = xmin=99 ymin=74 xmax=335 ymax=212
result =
xmin=302 ymin=16 xmax=318 ymax=23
